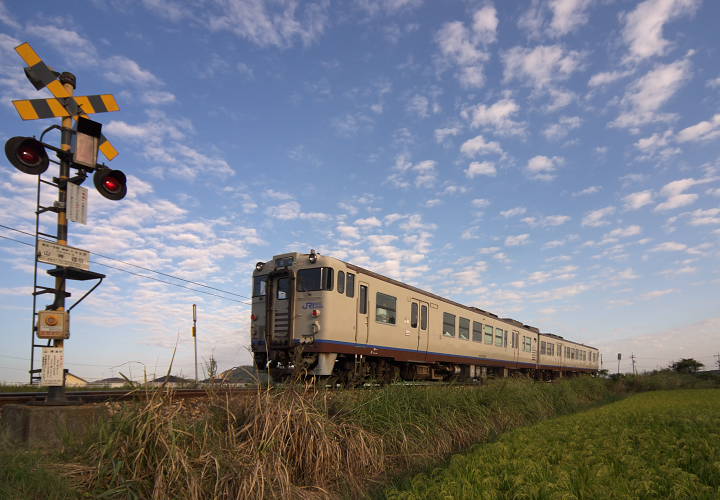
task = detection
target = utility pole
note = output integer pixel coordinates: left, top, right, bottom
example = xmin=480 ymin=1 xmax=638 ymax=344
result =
xmin=193 ymin=304 xmax=198 ymax=384
xmin=714 ymin=353 xmax=720 ymax=371
xmin=631 ymin=353 xmax=637 ymax=375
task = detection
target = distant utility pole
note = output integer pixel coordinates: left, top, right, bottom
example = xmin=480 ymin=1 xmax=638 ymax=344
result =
xmin=193 ymin=304 xmax=198 ymax=384
xmin=617 ymin=353 xmax=621 ymax=375
xmin=631 ymin=353 xmax=637 ymax=375
xmin=714 ymin=353 xmax=720 ymax=371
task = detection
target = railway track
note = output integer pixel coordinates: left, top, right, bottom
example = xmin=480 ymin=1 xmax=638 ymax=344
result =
xmin=0 ymin=387 xmax=256 ymax=407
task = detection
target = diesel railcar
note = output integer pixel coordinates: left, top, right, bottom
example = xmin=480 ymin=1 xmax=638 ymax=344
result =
xmin=250 ymin=251 xmax=599 ymax=384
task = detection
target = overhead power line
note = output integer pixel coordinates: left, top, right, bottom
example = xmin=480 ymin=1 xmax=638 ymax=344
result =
xmin=0 ymin=224 xmax=252 ymax=305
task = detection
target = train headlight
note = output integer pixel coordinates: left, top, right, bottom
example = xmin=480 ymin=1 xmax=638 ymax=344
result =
xmin=255 ymin=262 xmax=264 ymax=272
xmin=251 ymin=313 xmax=257 ymax=321
xmin=309 ymin=249 xmax=317 ymax=264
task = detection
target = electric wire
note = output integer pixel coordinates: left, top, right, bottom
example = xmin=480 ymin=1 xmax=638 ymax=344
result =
xmin=0 ymin=224 xmax=252 ymax=305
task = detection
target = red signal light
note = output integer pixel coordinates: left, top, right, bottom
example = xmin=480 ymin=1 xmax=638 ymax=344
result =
xmin=4 ymin=136 xmax=49 ymax=175
xmin=93 ymin=167 xmax=127 ymax=200
xmin=312 ymin=309 xmax=320 ymax=317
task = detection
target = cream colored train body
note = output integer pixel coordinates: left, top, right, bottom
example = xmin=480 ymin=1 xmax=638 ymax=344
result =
xmin=251 ymin=252 xmax=599 ymax=383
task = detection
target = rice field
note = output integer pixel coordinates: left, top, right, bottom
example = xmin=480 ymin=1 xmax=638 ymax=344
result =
xmin=385 ymin=389 xmax=720 ymax=499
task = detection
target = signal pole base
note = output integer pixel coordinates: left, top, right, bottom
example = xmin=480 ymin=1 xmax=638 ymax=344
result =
xmin=1 ymin=403 xmax=107 ymax=449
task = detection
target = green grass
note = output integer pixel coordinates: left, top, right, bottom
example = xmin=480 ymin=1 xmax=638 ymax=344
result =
xmin=0 ymin=446 xmax=83 ymax=499
xmin=385 ymin=389 xmax=720 ymax=499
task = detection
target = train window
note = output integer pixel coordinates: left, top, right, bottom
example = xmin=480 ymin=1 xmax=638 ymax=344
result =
xmin=523 ymin=336 xmax=532 ymax=352
xmin=252 ymin=276 xmax=267 ymax=297
xmin=375 ymin=292 xmax=397 ymax=324
xmin=503 ymin=331 xmax=508 ymax=348
xmin=411 ymin=303 xmax=418 ymax=328
xmin=346 ymin=273 xmax=355 ymax=297
xmin=472 ymin=321 xmax=483 ymax=342
xmin=338 ymin=271 xmax=345 ymax=294
xmin=297 ymin=267 xmax=334 ymax=291
xmin=540 ymin=341 xmax=546 ymax=355
xmin=511 ymin=331 xmax=519 ymax=349
xmin=483 ymin=325 xmax=493 ymax=344
xmin=459 ymin=317 xmax=470 ymax=340
xmin=421 ymin=305 xmax=428 ymax=330
xmin=494 ymin=328 xmax=503 ymax=346
xmin=359 ymin=285 xmax=368 ymax=314
xmin=547 ymin=343 xmax=554 ymax=356
xmin=276 ymin=278 xmax=290 ymax=300
xmin=442 ymin=313 xmax=455 ymax=337
xmin=557 ymin=343 xmax=562 ymax=357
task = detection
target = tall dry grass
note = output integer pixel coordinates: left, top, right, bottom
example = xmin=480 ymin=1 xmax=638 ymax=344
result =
xmin=77 ymin=386 xmax=384 ymax=499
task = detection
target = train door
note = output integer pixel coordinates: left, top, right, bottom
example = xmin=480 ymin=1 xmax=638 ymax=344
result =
xmin=269 ymin=274 xmax=292 ymax=344
xmin=409 ymin=299 xmax=429 ymax=353
xmin=512 ymin=330 xmax=520 ymax=367
xmin=355 ymin=282 xmax=369 ymax=344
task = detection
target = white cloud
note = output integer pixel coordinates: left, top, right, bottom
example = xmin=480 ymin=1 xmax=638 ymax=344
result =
xmin=582 ymin=206 xmax=615 ymax=227
xmin=548 ymin=0 xmax=592 ymax=36
xmin=388 ymin=154 xmax=438 ymax=189
xmin=406 ymin=94 xmax=440 ymax=118
xmin=505 ymin=234 xmax=530 ymax=246
xmin=471 ymin=198 xmax=491 ymax=209
xmin=207 ymin=0 xmax=329 ymax=48
xmin=26 ymin=26 xmax=98 ymax=64
xmin=435 ymin=7 xmax=498 ymax=88
xmin=355 ymin=216 xmax=382 ymax=228
xmin=523 ymin=215 xmax=571 ymax=227
xmin=461 ymin=98 xmax=525 ymax=136
xmin=623 ymin=190 xmax=653 ymax=210
xmin=502 ymin=45 xmax=584 ymax=89
xmin=572 ymin=186 xmax=601 ymax=197
xmin=676 ymin=114 xmax=720 ymax=143
xmin=460 ymin=135 xmax=504 ymax=157
xmin=587 ymin=70 xmax=632 ymax=88
xmin=104 ymin=55 xmax=162 ymax=86
xmin=686 ymin=208 xmax=720 ymax=226
xmin=605 ymin=225 xmax=642 ymax=239
xmin=465 ymin=161 xmax=497 ymax=178
xmin=526 ymin=155 xmax=564 ymax=181
xmin=651 ymin=241 xmax=687 ymax=252
xmin=501 ymin=207 xmax=527 ymax=218
xmin=654 ymin=177 xmax=716 ymax=211
xmin=141 ymin=90 xmax=176 ymax=105
xmin=621 ymin=0 xmax=700 ymax=62
xmin=641 ymin=289 xmax=676 ymax=300
xmin=434 ymin=127 xmax=461 ymax=144
xmin=543 ymin=116 xmax=582 ymax=140
xmin=611 ymin=58 xmax=691 ymax=129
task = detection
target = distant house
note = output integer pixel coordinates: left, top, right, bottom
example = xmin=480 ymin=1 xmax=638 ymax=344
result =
xmin=65 ymin=372 xmax=89 ymax=387
xmin=90 ymin=377 xmax=128 ymax=388
xmin=149 ymin=375 xmax=193 ymax=388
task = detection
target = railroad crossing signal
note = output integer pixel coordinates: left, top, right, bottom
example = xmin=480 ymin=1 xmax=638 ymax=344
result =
xmin=3 ymin=41 xmax=129 ymax=398
xmin=12 ymin=42 xmax=120 ymax=161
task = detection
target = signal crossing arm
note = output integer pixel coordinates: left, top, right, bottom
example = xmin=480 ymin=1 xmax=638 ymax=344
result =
xmin=13 ymin=42 xmax=120 ymax=161
xmin=13 ymin=95 xmax=120 ymax=120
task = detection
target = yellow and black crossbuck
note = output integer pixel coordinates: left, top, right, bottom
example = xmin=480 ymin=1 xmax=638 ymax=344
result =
xmin=13 ymin=42 xmax=120 ymax=161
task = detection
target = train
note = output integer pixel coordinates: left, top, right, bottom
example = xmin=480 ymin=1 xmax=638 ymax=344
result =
xmin=250 ymin=251 xmax=600 ymax=385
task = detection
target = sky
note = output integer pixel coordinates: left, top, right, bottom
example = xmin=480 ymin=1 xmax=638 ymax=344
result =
xmin=0 ymin=0 xmax=719 ymax=383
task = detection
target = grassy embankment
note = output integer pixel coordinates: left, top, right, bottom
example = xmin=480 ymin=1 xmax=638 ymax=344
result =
xmin=385 ymin=388 xmax=720 ymax=499
xmin=1 ymin=371 xmax=718 ymax=499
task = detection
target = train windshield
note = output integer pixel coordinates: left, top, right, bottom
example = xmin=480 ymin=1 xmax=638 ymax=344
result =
xmin=296 ymin=267 xmax=334 ymax=291
xmin=253 ymin=275 xmax=267 ymax=297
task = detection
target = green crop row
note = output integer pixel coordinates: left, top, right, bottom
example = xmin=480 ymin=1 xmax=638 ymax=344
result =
xmin=386 ymin=389 xmax=720 ymax=499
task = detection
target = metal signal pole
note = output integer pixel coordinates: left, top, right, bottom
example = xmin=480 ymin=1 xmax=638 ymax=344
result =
xmin=193 ymin=304 xmax=198 ymax=384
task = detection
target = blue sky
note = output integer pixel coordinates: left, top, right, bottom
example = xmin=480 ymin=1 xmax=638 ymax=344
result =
xmin=1 ymin=0 xmax=719 ymax=383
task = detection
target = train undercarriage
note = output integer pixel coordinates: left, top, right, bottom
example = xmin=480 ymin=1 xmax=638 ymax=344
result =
xmin=254 ymin=348 xmax=585 ymax=386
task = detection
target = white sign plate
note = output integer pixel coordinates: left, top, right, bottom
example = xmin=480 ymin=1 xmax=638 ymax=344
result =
xmin=41 ymin=347 xmax=64 ymax=386
xmin=37 ymin=239 xmax=90 ymax=270
xmin=67 ymin=182 xmax=88 ymax=224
